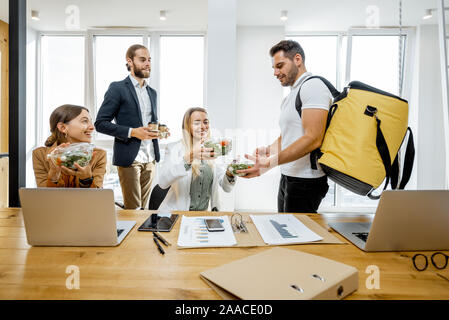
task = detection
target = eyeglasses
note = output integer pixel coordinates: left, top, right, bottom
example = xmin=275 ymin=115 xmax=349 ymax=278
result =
xmin=412 ymin=252 xmax=449 ymax=271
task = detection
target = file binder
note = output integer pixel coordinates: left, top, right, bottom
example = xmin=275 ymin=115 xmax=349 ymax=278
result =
xmin=200 ymin=247 xmax=358 ymax=300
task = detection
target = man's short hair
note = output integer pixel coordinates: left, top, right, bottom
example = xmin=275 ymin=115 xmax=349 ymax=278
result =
xmin=126 ymin=44 xmax=148 ymax=71
xmin=269 ymin=40 xmax=305 ymax=63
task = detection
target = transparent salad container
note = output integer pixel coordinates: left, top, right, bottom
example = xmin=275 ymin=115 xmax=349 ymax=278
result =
xmin=227 ymin=159 xmax=254 ymax=177
xmin=47 ymin=143 xmax=94 ymax=169
xmin=203 ymin=138 xmax=232 ymax=157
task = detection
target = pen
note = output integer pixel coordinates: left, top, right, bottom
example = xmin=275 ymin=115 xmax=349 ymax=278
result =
xmin=153 ymin=236 xmax=165 ymax=255
xmin=153 ymin=232 xmax=171 ymax=246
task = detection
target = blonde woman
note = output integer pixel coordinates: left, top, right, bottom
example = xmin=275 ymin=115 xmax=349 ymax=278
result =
xmin=157 ymin=107 xmax=235 ymax=211
xmin=33 ymin=104 xmax=107 ymax=188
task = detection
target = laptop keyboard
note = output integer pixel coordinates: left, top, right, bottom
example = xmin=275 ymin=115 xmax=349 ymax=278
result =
xmin=352 ymin=232 xmax=369 ymax=242
xmin=117 ymin=229 xmax=125 ymax=238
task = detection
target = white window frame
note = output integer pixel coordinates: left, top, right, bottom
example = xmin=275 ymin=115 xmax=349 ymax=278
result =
xmin=287 ymin=28 xmax=415 ymax=213
xmin=35 ymin=31 xmax=86 ymax=149
xmin=34 ymin=29 xmax=206 ymax=152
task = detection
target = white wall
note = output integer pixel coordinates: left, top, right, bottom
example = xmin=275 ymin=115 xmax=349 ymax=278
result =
xmin=206 ymin=0 xmax=236 ymax=133
xmin=207 ymin=20 xmax=285 ymax=212
xmin=205 ymin=0 xmax=236 ymax=211
xmin=232 ymin=26 xmax=284 ymax=212
xmin=415 ymin=25 xmax=447 ymax=189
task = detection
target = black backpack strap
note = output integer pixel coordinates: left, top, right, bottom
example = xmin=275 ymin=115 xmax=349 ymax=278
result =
xmin=398 ymin=128 xmax=415 ymax=189
xmin=294 ymin=76 xmax=340 ymax=170
xmin=367 ymin=114 xmax=391 ymax=200
xmin=368 ymin=126 xmax=415 ymax=200
xmin=390 ymin=155 xmax=400 ymax=189
xmin=390 ymin=127 xmax=415 ymax=190
xmin=295 ymin=75 xmax=340 ymax=118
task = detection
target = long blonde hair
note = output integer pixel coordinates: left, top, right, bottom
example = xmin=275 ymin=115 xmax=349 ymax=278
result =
xmin=182 ymin=107 xmax=213 ymax=177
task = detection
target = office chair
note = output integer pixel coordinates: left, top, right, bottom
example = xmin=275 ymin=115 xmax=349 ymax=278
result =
xmin=148 ymin=184 xmax=170 ymax=210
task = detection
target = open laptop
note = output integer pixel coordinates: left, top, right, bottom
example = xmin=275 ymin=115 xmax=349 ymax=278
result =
xmin=19 ymin=188 xmax=136 ymax=246
xmin=328 ymin=190 xmax=449 ymax=252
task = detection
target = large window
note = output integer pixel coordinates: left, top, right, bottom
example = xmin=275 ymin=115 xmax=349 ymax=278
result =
xmin=350 ymin=35 xmax=403 ymax=95
xmin=94 ymin=35 xmax=144 ymax=141
xmin=91 ymin=34 xmax=204 ymax=203
xmin=288 ymin=36 xmax=338 ymax=85
xmin=40 ymin=36 xmax=85 ymax=146
xmin=341 ymin=34 xmax=405 ymax=208
xmin=159 ymin=36 xmax=205 ymax=142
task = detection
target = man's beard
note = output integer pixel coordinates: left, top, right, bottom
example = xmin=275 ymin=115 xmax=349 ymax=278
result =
xmin=134 ymin=67 xmax=150 ymax=79
xmin=283 ymin=66 xmax=298 ymax=87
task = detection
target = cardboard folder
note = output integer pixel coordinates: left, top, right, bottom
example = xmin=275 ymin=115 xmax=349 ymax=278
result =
xmin=234 ymin=214 xmax=343 ymax=247
xmin=200 ymin=247 xmax=358 ymax=300
xmin=177 ymin=213 xmax=344 ymax=249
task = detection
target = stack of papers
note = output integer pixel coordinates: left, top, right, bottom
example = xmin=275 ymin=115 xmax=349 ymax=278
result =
xmin=250 ymin=214 xmax=323 ymax=245
xmin=177 ymin=216 xmax=237 ymax=248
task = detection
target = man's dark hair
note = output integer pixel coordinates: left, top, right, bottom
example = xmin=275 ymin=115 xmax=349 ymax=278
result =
xmin=269 ymin=40 xmax=305 ymax=63
xmin=126 ymin=44 xmax=148 ymax=71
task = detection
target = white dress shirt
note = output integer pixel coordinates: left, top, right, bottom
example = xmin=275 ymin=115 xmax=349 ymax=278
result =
xmin=156 ymin=140 xmax=235 ymax=211
xmin=128 ymin=75 xmax=155 ymax=164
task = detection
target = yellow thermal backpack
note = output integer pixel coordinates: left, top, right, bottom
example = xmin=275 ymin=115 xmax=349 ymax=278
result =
xmin=296 ymin=76 xmax=415 ymax=199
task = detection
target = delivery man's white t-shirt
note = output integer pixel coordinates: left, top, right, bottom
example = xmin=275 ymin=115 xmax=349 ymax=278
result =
xmin=279 ymin=72 xmax=333 ymax=178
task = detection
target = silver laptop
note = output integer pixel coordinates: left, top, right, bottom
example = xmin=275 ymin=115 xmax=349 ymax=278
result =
xmin=328 ymin=190 xmax=449 ymax=252
xmin=19 ymin=188 xmax=136 ymax=246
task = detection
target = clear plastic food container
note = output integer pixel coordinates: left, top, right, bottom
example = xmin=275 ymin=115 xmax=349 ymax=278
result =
xmin=203 ymin=138 xmax=232 ymax=157
xmin=227 ymin=159 xmax=254 ymax=177
xmin=47 ymin=143 xmax=94 ymax=169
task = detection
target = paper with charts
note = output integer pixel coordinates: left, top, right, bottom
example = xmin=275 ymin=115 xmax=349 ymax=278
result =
xmin=177 ymin=216 xmax=237 ymax=248
xmin=250 ymin=214 xmax=323 ymax=245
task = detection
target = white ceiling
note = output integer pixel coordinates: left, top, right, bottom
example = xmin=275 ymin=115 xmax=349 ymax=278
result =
xmin=0 ymin=0 xmax=442 ymax=31
xmin=239 ymin=0 xmax=440 ymax=31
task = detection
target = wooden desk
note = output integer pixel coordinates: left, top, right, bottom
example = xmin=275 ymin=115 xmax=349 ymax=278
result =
xmin=0 ymin=208 xmax=448 ymax=300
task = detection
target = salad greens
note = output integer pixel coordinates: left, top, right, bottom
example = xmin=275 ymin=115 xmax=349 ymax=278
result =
xmin=228 ymin=162 xmax=254 ymax=177
xmin=48 ymin=143 xmax=94 ymax=169
xmin=203 ymin=138 xmax=232 ymax=156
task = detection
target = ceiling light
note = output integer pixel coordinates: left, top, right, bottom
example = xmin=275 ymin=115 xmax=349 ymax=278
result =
xmin=160 ymin=10 xmax=167 ymax=21
xmin=280 ymin=10 xmax=288 ymax=22
xmin=422 ymin=9 xmax=433 ymax=20
xmin=31 ymin=10 xmax=40 ymax=21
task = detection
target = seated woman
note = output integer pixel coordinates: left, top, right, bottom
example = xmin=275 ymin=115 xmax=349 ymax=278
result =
xmin=33 ymin=104 xmax=107 ymax=188
xmin=158 ymin=107 xmax=235 ymax=211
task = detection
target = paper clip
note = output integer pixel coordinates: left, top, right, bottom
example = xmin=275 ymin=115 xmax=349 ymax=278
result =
xmin=231 ymin=212 xmax=248 ymax=233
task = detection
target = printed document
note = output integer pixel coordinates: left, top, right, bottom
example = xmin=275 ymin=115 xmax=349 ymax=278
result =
xmin=177 ymin=216 xmax=237 ymax=248
xmin=250 ymin=214 xmax=323 ymax=245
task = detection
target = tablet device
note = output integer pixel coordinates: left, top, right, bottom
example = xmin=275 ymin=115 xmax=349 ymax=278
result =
xmin=138 ymin=213 xmax=179 ymax=232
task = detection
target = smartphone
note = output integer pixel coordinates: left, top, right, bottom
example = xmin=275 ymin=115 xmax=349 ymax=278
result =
xmin=204 ymin=218 xmax=225 ymax=232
